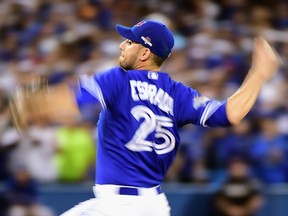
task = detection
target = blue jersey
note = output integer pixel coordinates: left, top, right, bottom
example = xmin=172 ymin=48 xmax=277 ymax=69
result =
xmin=75 ymin=67 xmax=230 ymax=187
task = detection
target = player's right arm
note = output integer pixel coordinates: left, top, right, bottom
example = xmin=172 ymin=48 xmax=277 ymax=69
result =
xmin=14 ymin=68 xmax=121 ymax=128
xmin=20 ymin=83 xmax=83 ymax=125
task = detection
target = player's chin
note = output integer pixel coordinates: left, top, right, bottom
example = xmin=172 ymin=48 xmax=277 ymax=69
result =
xmin=118 ymin=57 xmax=124 ymax=66
xmin=119 ymin=59 xmax=129 ymax=70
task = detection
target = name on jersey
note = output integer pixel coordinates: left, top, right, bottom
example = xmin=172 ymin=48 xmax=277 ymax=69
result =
xmin=130 ymin=80 xmax=174 ymax=115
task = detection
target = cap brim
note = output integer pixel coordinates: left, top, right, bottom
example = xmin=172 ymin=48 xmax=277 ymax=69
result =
xmin=116 ymin=24 xmax=139 ymax=42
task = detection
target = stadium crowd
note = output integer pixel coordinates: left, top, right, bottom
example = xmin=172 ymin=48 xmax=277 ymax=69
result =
xmin=0 ymin=0 xmax=287 ymax=189
xmin=0 ymin=0 xmax=287 ymax=215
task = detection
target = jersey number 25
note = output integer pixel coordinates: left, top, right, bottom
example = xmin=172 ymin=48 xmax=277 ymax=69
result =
xmin=125 ymin=105 xmax=176 ymax=155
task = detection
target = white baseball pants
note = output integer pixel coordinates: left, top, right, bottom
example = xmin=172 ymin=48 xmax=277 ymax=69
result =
xmin=60 ymin=184 xmax=171 ymax=216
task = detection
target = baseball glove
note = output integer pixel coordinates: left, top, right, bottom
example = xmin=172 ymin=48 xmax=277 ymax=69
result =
xmin=9 ymin=78 xmax=49 ymax=134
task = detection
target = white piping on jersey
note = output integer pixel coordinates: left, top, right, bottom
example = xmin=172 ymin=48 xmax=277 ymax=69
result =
xmin=79 ymin=74 xmax=107 ymax=109
xmin=200 ymin=100 xmax=222 ymax=127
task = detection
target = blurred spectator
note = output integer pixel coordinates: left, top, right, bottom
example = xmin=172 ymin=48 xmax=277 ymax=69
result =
xmin=272 ymin=2 xmax=288 ymax=30
xmin=165 ymin=144 xmax=187 ymax=182
xmin=0 ymin=95 xmax=13 ymax=181
xmin=202 ymin=127 xmax=229 ymax=171
xmin=6 ymin=125 xmax=58 ymax=184
xmin=54 ymin=122 xmax=96 ymax=182
xmin=0 ymin=129 xmax=18 ymax=182
xmin=0 ymin=194 xmax=9 ymax=216
xmin=216 ymin=119 xmax=254 ymax=168
xmin=25 ymin=123 xmax=58 ymax=184
xmin=0 ymin=0 xmax=287 ymax=187
xmin=211 ymin=156 xmax=264 ymax=216
xmin=190 ymin=159 xmax=210 ymax=184
xmin=165 ymin=143 xmax=210 ymax=184
xmin=4 ymin=166 xmax=54 ymax=216
xmin=249 ymin=112 xmax=288 ymax=183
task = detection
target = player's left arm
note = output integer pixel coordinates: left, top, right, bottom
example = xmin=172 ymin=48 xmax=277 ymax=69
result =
xmin=226 ymin=37 xmax=280 ymax=125
xmin=175 ymin=38 xmax=279 ymax=129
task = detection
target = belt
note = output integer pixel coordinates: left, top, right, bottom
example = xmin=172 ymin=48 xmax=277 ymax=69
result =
xmin=93 ymin=184 xmax=162 ymax=197
xmin=119 ymin=185 xmax=162 ymax=196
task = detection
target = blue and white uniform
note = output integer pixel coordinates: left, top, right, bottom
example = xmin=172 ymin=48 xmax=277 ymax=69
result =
xmin=77 ymin=67 xmax=230 ymax=187
xmin=60 ymin=17 xmax=231 ymax=216
xmin=58 ymin=67 xmax=230 ymax=216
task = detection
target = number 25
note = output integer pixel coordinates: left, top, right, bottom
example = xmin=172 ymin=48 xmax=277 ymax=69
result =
xmin=125 ymin=105 xmax=176 ymax=155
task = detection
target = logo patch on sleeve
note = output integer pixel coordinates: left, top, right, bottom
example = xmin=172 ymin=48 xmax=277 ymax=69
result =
xmin=193 ymin=96 xmax=210 ymax=110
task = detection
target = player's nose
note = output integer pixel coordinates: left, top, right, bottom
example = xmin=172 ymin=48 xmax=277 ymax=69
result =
xmin=119 ymin=40 xmax=126 ymax=51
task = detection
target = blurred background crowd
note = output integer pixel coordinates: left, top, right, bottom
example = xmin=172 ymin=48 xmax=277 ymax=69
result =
xmin=0 ymin=0 xmax=288 ymax=215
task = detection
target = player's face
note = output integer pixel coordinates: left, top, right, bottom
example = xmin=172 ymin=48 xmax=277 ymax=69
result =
xmin=119 ymin=39 xmax=143 ymax=70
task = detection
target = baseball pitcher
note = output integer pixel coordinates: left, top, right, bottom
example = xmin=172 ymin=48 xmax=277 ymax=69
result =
xmin=10 ymin=20 xmax=280 ymax=216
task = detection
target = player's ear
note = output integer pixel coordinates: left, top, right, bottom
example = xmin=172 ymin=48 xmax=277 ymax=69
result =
xmin=139 ymin=48 xmax=151 ymax=61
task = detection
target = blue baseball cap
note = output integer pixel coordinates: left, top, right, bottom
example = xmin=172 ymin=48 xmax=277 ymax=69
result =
xmin=116 ymin=20 xmax=174 ymax=59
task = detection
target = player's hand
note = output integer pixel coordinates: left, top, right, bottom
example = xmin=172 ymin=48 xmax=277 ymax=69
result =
xmin=9 ymin=78 xmax=50 ymax=134
xmin=251 ymin=37 xmax=280 ymax=82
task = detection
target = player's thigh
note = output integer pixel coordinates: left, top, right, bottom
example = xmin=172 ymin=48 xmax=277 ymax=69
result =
xmin=147 ymin=193 xmax=171 ymax=216
xmin=60 ymin=195 xmax=171 ymax=216
xmin=60 ymin=198 xmax=99 ymax=216
xmin=60 ymin=197 xmax=140 ymax=216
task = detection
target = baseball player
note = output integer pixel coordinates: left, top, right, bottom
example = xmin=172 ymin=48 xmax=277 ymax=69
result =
xmin=13 ymin=20 xmax=279 ymax=216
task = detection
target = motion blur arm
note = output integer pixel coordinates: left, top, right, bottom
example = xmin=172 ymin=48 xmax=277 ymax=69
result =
xmin=226 ymin=37 xmax=280 ymax=125
xmin=27 ymin=83 xmax=81 ymax=125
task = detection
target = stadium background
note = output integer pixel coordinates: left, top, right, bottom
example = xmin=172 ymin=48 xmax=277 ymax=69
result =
xmin=0 ymin=0 xmax=287 ymax=215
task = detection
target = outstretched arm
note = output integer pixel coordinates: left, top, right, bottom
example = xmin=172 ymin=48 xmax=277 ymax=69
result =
xmin=226 ymin=37 xmax=280 ymax=125
xmin=9 ymin=82 xmax=82 ymax=133
xmin=10 ymin=70 xmax=115 ymax=133
xmin=29 ymin=83 xmax=81 ymax=124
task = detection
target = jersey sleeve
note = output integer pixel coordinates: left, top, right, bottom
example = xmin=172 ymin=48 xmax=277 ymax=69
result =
xmin=75 ymin=67 xmax=122 ymax=113
xmin=174 ymin=82 xmax=231 ymax=128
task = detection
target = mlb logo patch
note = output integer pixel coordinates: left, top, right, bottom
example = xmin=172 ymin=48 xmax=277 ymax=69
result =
xmin=135 ymin=21 xmax=147 ymax=26
xmin=148 ymin=71 xmax=158 ymax=80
